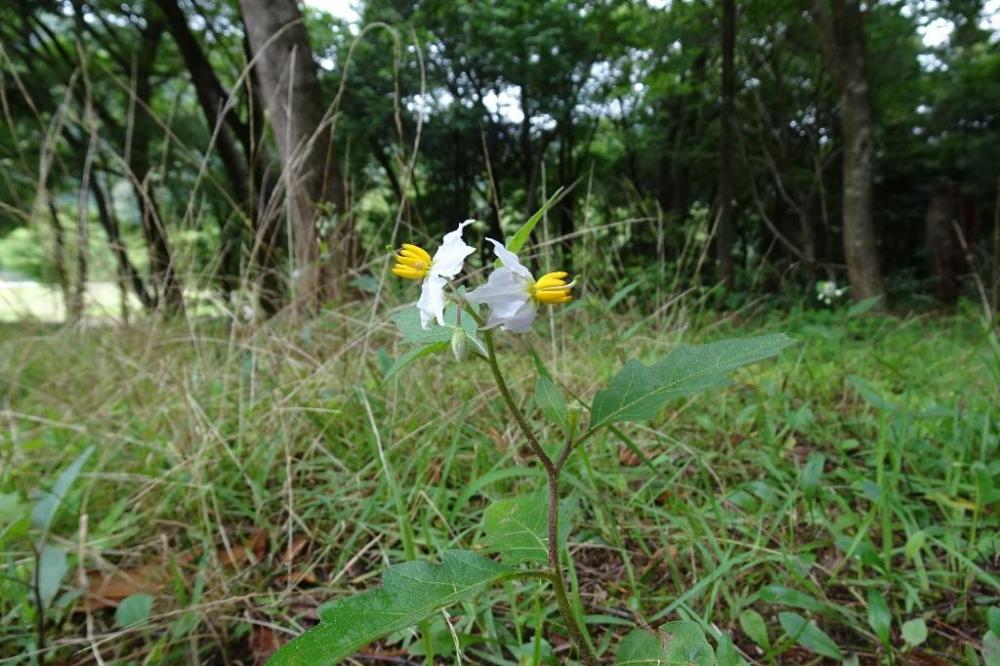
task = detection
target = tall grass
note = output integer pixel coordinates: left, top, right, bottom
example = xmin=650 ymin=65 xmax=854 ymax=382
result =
xmin=1 ymin=296 xmax=997 ymax=663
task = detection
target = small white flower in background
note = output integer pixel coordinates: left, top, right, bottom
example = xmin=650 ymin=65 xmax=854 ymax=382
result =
xmin=392 ymin=220 xmax=476 ymax=329
xmin=816 ymin=280 xmax=846 ymax=306
xmin=465 ymin=238 xmax=574 ymax=333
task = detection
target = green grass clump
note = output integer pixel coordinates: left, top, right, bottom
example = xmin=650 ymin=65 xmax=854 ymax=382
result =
xmin=0 ymin=300 xmax=997 ymax=664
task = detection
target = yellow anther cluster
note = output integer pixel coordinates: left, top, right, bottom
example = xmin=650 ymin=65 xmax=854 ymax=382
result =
xmin=531 ymin=271 xmax=573 ymax=305
xmin=392 ymin=243 xmax=432 ymax=280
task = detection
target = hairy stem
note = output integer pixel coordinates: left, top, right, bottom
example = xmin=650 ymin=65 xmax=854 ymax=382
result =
xmin=482 ymin=329 xmax=598 ymax=666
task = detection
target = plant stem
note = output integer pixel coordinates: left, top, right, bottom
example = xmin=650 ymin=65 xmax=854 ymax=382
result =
xmin=32 ymin=543 xmax=46 ymax=666
xmin=482 ymin=329 xmax=598 ymax=666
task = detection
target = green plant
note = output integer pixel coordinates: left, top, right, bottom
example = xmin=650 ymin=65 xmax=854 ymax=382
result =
xmin=1 ymin=446 xmax=95 ymax=662
xmin=269 ymin=215 xmax=794 ymax=664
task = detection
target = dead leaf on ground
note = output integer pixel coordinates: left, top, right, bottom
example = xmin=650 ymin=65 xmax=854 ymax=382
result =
xmin=220 ymin=528 xmax=269 ymax=568
xmin=619 ymin=444 xmax=641 ymax=466
xmin=82 ymin=564 xmax=169 ymax=610
xmin=279 ymin=535 xmax=308 ymax=566
xmin=250 ymin=625 xmax=281 ymax=665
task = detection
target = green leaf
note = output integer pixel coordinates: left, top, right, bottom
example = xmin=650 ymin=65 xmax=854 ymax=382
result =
xmin=714 ymin=631 xmax=746 ymax=666
xmin=984 ymin=630 xmax=1000 ymax=666
xmin=38 ymin=544 xmax=69 ymax=609
xmin=503 ymin=187 xmax=564 ymax=257
xmin=269 ymin=550 xmax=510 ymax=666
xmin=739 ymin=609 xmax=770 ymax=650
xmin=778 ymin=612 xmax=843 ymax=661
xmin=0 ymin=492 xmax=29 ymax=543
xmin=116 ymin=593 xmax=154 ymax=628
xmin=382 ymin=341 xmax=449 ymax=382
xmin=758 ymin=585 xmax=828 ymax=614
xmin=847 ymin=296 xmax=882 ymax=318
xmin=482 ymin=491 xmax=575 ymax=565
xmin=901 ymin=618 xmax=928 ymax=647
xmin=534 ymin=376 xmax=568 ymax=429
xmin=32 ymin=446 xmax=95 ymax=535
xmin=391 ymin=304 xmax=479 ymax=345
xmin=800 ymin=453 xmax=825 ymax=496
xmin=866 ymin=590 xmax=892 ymax=645
xmin=614 ymin=622 xmax=715 ymax=665
xmin=988 ymin=607 xmax=1000 ymax=636
xmin=590 ymin=335 xmax=795 ymax=429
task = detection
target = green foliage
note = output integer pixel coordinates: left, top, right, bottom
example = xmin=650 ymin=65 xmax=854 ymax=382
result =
xmin=534 ymin=375 xmax=568 ymax=429
xmin=901 ymin=618 xmax=928 ymax=647
xmin=37 ymin=544 xmax=69 ymax=609
xmin=614 ymin=623 xmax=715 ymax=665
xmin=269 ymin=551 xmax=510 ymax=665
xmin=590 ymin=334 xmax=795 ymax=429
xmin=115 ymin=593 xmax=154 ymax=628
xmin=779 ymin=612 xmax=843 ymax=661
xmin=738 ymin=609 xmax=769 ymax=651
xmin=503 ymin=188 xmax=564 ymax=257
xmin=482 ymin=490 xmax=574 ymax=565
xmin=385 ymin=305 xmax=484 ymax=380
xmin=866 ymin=589 xmax=892 ymax=646
xmin=31 ymin=446 xmax=94 ymax=537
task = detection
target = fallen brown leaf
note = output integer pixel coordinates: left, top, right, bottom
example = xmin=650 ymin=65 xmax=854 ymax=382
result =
xmin=250 ymin=625 xmax=281 ymax=665
xmin=82 ymin=565 xmax=168 ymax=610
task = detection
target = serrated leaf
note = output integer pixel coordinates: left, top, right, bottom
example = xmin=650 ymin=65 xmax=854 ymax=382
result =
xmin=503 ymin=187 xmax=564 ymax=258
xmin=759 ymin=585 xmax=828 ymax=613
xmin=590 ymin=335 xmax=794 ymax=429
xmin=268 ymin=551 xmax=509 ymax=665
xmin=901 ymin=618 xmax=927 ymax=647
xmin=116 ymin=593 xmax=154 ymax=628
xmin=739 ymin=609 xmax=770 ymax=650
xmin=866 ymin=590 xmax=892 ymax=645
xmin=534 ymin=376 xmax=568 ymax=429
xmin=32 ymin=446 xmax=94 ymax=535
xmin=614 ymin=622 xmax=715 ymax=665
xmin=382 ymin=341 xmax=449 ymax=382
xmin=483 ymin=491 xmax=575 ymax=565
xmin=38 ymin=544 xmax=68 ymax=609
xmin=779 ymin=612 xmax=843 ymax=661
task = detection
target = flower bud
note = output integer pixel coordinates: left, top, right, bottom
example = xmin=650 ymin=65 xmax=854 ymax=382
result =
xmin=451 ymin=327 xmax=468 ymax=362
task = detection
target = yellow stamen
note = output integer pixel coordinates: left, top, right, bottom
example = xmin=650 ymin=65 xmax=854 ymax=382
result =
xmin=531 ymin=271 xmax=574 ymax=305
xmin=401 ymin=243 xmax=431 ymax=264
xmin=391 ymin=243 xmax=431 ymax=280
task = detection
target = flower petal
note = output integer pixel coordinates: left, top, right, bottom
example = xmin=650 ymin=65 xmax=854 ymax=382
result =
xmin=485 ymin=238 xmax=533 ymax=279
xmin=417 ymin=273 xmax=449 ymax=329
xmin=497 ymin=299 xmax=538 ymax=333
xmin=431 ymin=220 xmax=476 ymax=278
xmin=466 ymin=267 xmax=531 ymax=319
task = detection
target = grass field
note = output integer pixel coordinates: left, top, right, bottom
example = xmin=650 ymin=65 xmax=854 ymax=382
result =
xmin=1 ymin=296 xmax=998 ymax=664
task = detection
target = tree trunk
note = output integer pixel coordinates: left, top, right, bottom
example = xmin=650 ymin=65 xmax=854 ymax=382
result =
xmin=155 ymin=0 xmax=265 ymax=299
xmin=716 ymin=0 xmax=736 ymax=290
xmin=46 ymin=200 xmax=70 ymax=315
xmin=810 ymin=0 xmax=886 ymax=305
xmin=925 ymin=184 xmax=961 ymax=304
xmin=239 ymin=0 xmax=347 ymax=313
xmin=131 ymin=15 xmax=184 ymax=313
xmin=91 ymin=173 xmax=155 ymax=310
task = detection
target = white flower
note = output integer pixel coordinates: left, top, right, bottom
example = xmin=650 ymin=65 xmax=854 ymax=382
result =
xmin=392 ymin=220 xmax=476 ymax=329
xmin=815 ymin=280 xmax=846 ymax=305
xmin=465 ymin=238 xmax=573 ymax=333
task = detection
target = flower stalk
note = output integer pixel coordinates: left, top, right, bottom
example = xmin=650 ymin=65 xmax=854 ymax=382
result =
xmin=481 ymin=327 xmax=599 ymax=666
